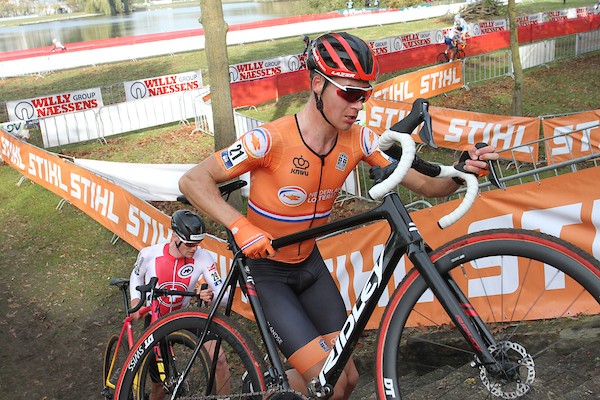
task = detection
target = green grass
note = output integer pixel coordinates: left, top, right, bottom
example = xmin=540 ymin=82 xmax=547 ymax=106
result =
xmin=1 ymin=0 xmax=595 ymax=103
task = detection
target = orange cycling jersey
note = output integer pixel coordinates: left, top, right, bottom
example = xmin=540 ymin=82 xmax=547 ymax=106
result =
xmin=216 ymin=115 xmax=390 ymax=263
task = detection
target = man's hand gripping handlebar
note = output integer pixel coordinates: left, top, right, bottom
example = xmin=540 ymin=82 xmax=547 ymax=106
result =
xmin=368 ymin=98 xmax=504 ymax=229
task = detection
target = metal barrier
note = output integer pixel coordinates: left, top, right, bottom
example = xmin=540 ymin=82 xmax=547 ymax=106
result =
xmin=341 ymin=125 xmax=600 ymax=208
xmin=2 ymin=31 xmax=598 ymax=148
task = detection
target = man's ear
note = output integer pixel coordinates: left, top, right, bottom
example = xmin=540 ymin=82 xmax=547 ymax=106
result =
xmin=311 ymin=74 xmax=324 ymax=96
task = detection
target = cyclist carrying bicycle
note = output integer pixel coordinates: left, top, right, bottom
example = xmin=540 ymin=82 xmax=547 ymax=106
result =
xmin=179 ymin=31 xmax=498 ymax=400
xmin=444 ymin=25 xmax=465 ymax=62
xmin=129 ymin=210 xmax=229 ymax=400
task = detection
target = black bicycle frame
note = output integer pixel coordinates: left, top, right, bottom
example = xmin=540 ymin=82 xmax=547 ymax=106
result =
xmin=270 ymin=191 xmax=502 ymax=395
xmin=172 ymin=189 xmax=501 ymax=399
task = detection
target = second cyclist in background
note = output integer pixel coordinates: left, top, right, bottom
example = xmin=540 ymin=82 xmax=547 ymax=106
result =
xmin=444 ymin=25 xmax=465 ymax=62
xmin=454 ymin=13 xmax=469 ymax=40
xmin=129 ymin=210 xmax=229 ymax=400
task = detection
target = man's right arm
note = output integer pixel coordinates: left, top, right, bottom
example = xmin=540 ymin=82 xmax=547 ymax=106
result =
xmin=179 ymin=154 xmax=243 ymax=228
xmin=179 ymin=154 xmax=275 ymax=259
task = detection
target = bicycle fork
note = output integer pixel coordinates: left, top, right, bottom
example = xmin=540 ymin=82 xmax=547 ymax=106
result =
xmin=408 ymin=246 xmax=502 ymax=375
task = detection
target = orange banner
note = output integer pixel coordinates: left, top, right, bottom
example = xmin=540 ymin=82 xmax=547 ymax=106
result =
xmin=311 ymin=167 xmax=600 ymax=328
xmin=0 ymin=129 xmax=171 ymax=250
xmin=3 ymin=129 xmax=598 ymax=328
xmin=371 ymin=61 xmax=463 ymax=103
xmin=541 ymin=109 xmax=600 ymax=164
xmin=365 ymin=99 xmax=541 ymax=162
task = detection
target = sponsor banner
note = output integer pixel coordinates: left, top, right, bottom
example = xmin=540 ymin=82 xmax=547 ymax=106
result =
xmin=575 ymin=7 xmax=593 ymax=18
xmin=544 ymin=10 xmax=569 ymax=22
xmin=123 ymin=70 xmax=203 ymax=101
xmin=0 ymin=121 xmax=29 ymax=139
xmin=516 ymin=13 xmax=543 ymax=27
xmin=472 ymin=19 xmax=507 ymax=36
xmin=6 ymin=88 xmax=103 ymax=122
xmin=365 ymin=99 xmax=540 ymax=162
xmin=229 ymin=57 xmax=284 ymax=83
xmin=235 ymin=167 xmax=600 ymax=326
xmin=371 ymin=62 xmax=463 ymax=103
xmin=541 ymin=109 xmax=600 ymax=164
xmin=0 ymin=128 xmax=170 ymax=250
xmin=368 ymin=38 xmax=393 ymax=56
xmin=396 ymin=31 xmax=434 ymax=51
xmin=2 ymin=128 xmax=598 ymax=327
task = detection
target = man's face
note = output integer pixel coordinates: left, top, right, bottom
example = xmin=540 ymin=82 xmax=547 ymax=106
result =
xmin=317 ymin=74 xmax=371 ymax=130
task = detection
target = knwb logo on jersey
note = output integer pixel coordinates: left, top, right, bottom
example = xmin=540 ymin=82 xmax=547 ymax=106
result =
xmin=242 ymin=128 xmax=272 ymax=158
xmin=291 ymin=155 xmax=310 ymax=176
xmin=278 ymin=186 xmax=308 ymax=207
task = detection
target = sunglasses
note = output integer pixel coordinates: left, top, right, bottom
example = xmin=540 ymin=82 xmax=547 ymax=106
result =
xmin=181 ymin=241 xmax=201 ymax=248
xmin=315 ymin=70 xmax=373 ymax=103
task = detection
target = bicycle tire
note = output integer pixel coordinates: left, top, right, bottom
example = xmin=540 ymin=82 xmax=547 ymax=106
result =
xmin=102 ymin=334 xmax=131 ymax=397
xmin=455 ymin=49 xmax=466 ymax=60
xmin=436 ymin=52 xmax=449 ymax=64
xmin=376 ymin=229 xmax=600 ymax=399
xmin=136 ymin=331 xmax=211 ymax=400
xmin=115 ymin=308 xmax=267 ymax=400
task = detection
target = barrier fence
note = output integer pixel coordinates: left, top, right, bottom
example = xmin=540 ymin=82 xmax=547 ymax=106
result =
xmin=2 ymin=9 xmax=599 ymax=148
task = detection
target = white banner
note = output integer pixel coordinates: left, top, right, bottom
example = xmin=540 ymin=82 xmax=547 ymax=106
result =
xmin=6 ymin=88 xmax=103 ymax=122
xmin=73 ymin=159 xmax=195 ymax=201
xmin=123 ymin=70 xmax=203 ymax=101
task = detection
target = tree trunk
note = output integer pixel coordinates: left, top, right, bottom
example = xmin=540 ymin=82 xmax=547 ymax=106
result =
xmin=199 ymin=0 xmax=242 ymax=210
xmin=508 ymin=0 xmax=524 ymax=116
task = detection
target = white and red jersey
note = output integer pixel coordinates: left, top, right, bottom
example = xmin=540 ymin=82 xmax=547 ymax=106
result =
xmin=129 ymin=243 xmax=225 ymax=316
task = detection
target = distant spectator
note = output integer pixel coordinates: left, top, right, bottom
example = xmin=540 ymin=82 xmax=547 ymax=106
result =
xmin=51 ymin=38 xmax=67 ymax=52
xmin=347 ymin=0 xmax=354 ymax=9
xmin=364 ymin=0 xmax=370 ymax=7
xmin=373 ymin=0 xmax=379 ymax=6
xmin=302 ymin=35 xmax=313 ymax=55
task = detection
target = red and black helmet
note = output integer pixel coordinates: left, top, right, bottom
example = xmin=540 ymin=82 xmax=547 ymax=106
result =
xmin=307 ymin=32 xmax=378 ymax=81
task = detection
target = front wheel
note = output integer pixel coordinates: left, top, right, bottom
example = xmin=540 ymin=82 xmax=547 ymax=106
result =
xmin=376 ymin=229 xmax=600 ymax=399
xmin=115 ymin=309 xmax=267 ymax=400
xmin=136 ymin=330 xmax=211 ymax=400
xmin=455 ymin=49 xmax=466 ymax=60
xmin=436 ymin=52 xmax=449 ymax=64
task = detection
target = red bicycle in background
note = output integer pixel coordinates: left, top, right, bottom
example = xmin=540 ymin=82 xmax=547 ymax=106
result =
xmin=101 ymin=277 xmax=211 ymax=399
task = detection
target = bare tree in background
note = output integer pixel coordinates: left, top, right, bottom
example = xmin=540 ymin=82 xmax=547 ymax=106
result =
xmin=199 ymin=0 xmax=242 ymax=209
xmin=508 ymin=0 xmax=524 ymax=115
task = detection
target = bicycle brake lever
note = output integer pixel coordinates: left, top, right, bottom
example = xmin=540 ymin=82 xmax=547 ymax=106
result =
xmin=473 ymin=143 xmax=505 ymax=190
xmin=417 ymin=101 xmax=436 ymax=149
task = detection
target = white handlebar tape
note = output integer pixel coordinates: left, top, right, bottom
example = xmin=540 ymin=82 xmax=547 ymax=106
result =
xmin=368 ymin=129 xmax=480 ymax=228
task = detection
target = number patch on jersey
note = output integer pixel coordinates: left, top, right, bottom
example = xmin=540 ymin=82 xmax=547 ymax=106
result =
xmin=221 ymin=141 xmax=248 ymax=170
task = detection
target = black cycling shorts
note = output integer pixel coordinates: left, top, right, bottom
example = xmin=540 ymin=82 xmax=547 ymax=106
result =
xmin=247 ymin=245 xmax=347 ymax=358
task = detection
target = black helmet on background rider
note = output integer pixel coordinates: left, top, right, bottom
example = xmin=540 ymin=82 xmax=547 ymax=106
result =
xmin=306 ymin=32 xmax=378 ymax=81
xmin=171 ymin=210 xmax=206 ymax=243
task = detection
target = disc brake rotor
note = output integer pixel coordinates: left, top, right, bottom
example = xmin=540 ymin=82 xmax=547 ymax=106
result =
xmin=478 ymin=341 xmax=535 ymax=399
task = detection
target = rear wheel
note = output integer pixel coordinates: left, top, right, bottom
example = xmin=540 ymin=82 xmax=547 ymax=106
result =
xmin=103 ymin=334 xmax=135 ymax=399
xmin=376 ymin=229 xmax=600 ymax=399
xmin=115 ymin=309 xmax=267 ymax=400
